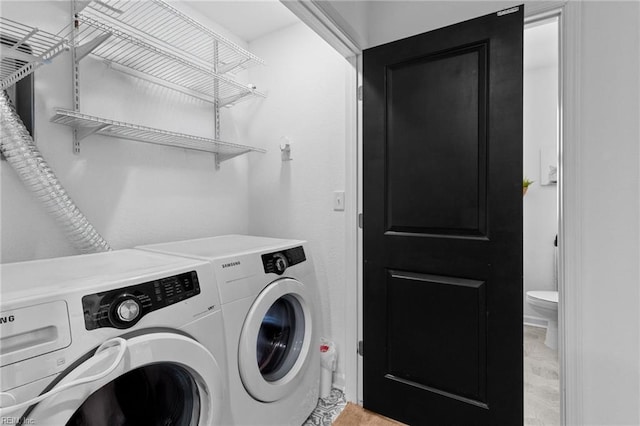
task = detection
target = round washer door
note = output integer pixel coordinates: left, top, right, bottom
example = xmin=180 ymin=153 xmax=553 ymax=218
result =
xmin=27 ymin=332 xmax=225 ymax=425
xmin=238 ymin=278 xmax=316 ymax=402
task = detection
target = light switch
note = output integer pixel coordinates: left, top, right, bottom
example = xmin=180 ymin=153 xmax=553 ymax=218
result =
xmin=333 ymin=191 xmax=345 ymax=211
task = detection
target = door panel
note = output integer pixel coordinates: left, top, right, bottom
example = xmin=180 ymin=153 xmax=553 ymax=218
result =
xmin=363 ymin=6 xmax=523 ymax=425
xmin=386 ymin=271 xmax=486 ymax=402
xmin=387 ymin=44 xmax=487 ymax=236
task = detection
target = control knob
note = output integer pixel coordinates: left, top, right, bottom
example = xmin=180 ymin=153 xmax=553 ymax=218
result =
xmin=108 ymin=294 xmax=142 ymax=328
xmin=274 ymin=253 xmax=288 ymax=275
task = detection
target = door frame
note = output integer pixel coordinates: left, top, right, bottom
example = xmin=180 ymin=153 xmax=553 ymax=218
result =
xmin=282 ymin=1 xmax=583 ymax=424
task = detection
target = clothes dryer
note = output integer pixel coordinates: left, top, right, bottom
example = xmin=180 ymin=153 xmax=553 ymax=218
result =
xmin=138 ymin=235 xmax=321 ymax=426
xmin=0 ymin=249 xmax=229 ymax=425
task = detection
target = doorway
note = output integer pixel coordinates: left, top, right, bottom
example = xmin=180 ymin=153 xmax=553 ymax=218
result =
xmin=284 ymin=1 xmax=582 ymax=425
xmin=523 ymin=14 xmax=561 ymax=426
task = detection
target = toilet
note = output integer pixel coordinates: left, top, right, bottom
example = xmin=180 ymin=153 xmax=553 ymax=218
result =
xmin=526 ymin=290 xmax=558 ymax=349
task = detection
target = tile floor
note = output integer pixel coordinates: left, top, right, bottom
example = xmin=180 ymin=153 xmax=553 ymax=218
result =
xmin=306 ymin=325 xmax=560 ymax=426
xmin=524 ymin=325 xmax=560 ymax=425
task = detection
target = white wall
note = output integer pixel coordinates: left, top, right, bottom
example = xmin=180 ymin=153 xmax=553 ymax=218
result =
xmin=579 ymin=2 xmax=639 ymax=424
xmin=317 ymin=0 xmax=369 ymax=48
xmin=523 ymin=63 xmax=558 ymax=321
xmin=0 ymin=1 xmax=252 ymax=263
xmin=366 ymin=1 xmax=520 ymax=48
xmin=244 ymin=22 xmax=349 ymax=388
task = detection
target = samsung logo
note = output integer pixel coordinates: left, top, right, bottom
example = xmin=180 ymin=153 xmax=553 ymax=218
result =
xmin=0 ymin=315 xmax=15 ymax=324
xmin=222 ymin=261 xmax=241 ymax=269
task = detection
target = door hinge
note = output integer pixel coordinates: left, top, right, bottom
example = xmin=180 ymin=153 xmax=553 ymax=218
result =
xmin=358 ymin=340 xmax=364 ymax=356
xmin=497 ymin=6 xmax=519 ymax=16
xmin=358 ymin=213 xmax=363 ymax=229
xmin=357 ymin=85 xmax=363 ymax=101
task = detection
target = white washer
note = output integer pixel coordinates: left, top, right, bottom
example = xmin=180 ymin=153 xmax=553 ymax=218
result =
xmin=0 ymin=249 xmax=230 ymax=425
xmin=138 ymin=235 xmax=321 ymax=426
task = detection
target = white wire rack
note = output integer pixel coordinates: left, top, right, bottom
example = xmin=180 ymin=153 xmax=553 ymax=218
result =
xmin=70 ymin=1 xmax=266 ymax=106
xmin=0 ymin=17 xmax=68 ymax=90
xmin=86 ymin=0 xmax=264 ymax=74
xmin=51 ymin=108 xmax=266 ymax=161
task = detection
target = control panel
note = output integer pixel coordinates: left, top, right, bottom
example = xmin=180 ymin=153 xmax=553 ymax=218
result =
xmin=82 ymin=271 xmax=200 ymax=330
xmin=262 ymin=246 xmax=306 ymax=275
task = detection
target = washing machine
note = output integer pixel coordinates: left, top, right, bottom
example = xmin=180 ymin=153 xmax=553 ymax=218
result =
xmin=0 ymin=249 xmax=230 ymax=425
xmin=138 ymin=235 xmax=321 ymax=426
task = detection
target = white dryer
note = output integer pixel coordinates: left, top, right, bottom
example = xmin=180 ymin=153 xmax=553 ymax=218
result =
xmin=138 ymin=235 xmax=321 ymax=426
xmin=0 ymin=249 xmax=230 ymax=425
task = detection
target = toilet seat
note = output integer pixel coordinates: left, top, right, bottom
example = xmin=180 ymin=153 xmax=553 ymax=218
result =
xmin=526 ymin=290 xmax=558 ymax=310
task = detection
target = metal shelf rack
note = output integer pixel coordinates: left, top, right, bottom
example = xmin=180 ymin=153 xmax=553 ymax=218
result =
xmin=55 ymin=0 xmax=267 ymax=164
xmin=85 ymin=0 xmax=264 ymax=75
xmin=71 ymin=0 xmax=265 ymax=106
xmin=0 ymin=17 xmax=68 ymax=90
xmin=51 ymin=108 xmax=266 ymax=165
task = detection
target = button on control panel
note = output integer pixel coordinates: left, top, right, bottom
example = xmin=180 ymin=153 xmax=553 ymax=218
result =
xmin=82 ymin=271 xmax=200 ymax=330
xmin=116 ymin=298 xmax=140 ymax=322
xmin=262 ymin=246 xmax=306 ymax=275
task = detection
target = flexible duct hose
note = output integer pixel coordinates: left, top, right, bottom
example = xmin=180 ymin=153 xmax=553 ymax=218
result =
xmin=0 ymin=90 xmax=111 ymax=253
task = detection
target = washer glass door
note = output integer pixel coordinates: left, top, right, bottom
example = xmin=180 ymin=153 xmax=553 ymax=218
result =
xmin=26 ymin=332 xmax=224 ymax=425
xmin=66 ymin=363 xmax=199 ymax=425
xmin=257 ymin=294 xmax=305 ymax=382
xmin=239 ymin=278 xmax=315 ymax=402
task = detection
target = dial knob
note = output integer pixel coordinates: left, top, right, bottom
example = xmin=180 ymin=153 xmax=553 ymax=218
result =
xmin=116 ymin=299 xmax=140 ymax=322
xmin=109 ymin=294 xmax=142 ymax=328
xmin=274 ymin=254 xmax=288 ymax=274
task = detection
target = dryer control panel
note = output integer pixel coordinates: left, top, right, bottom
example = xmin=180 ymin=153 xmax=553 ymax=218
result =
xmin=82 ymin=271 xmax=200 ymax=330
xmin=262 ymin=246 xmax=306 ymax=275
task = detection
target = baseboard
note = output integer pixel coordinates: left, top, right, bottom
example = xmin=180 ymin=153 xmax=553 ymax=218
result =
xmin=524 ymin=315 xmax=548 ymax=328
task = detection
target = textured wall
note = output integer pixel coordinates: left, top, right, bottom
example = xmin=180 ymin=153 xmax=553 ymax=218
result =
xmin=244 ymin=22 xmax=349 ymax=388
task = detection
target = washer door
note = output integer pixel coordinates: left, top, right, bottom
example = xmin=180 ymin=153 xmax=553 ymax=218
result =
xmin=238 ymin=278 xmax=315 ymax=402
xmin=27 ymin=332 xmax=224 ymax=425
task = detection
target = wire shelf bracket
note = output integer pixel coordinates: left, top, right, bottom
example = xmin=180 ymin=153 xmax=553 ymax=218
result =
xmin=75 ymin=32 xmax=111 ymax=61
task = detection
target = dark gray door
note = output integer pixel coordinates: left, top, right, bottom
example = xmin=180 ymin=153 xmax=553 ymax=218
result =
xmin=363 ymin=6 xmax=523 ymax=425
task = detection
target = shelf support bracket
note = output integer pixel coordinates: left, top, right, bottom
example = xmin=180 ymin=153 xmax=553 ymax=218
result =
xmin=71 ymin=0 xmax=81 ymax=154
xmin=213 ymin=40 xmax=221 ymax=170
xmin=217 ymin=58 xmax=251 ymax=74
xmin=218 ymin=92 xmax=252 ymax=108
xmin=75 ymin=32 xmax=111 ymax=61
xmin=76 ymin=124 xmax=111 ymax=141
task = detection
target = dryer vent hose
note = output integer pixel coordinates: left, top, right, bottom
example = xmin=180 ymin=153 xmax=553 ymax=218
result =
xmin=0 ymin=90 xmax=111 ymax=253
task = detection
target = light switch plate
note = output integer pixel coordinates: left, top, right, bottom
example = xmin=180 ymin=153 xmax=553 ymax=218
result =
xmin=333 ymin=191 xmax=345 ymax=211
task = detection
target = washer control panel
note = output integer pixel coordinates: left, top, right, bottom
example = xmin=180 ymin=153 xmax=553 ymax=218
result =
xmin=82 ymin=271 xmax=200 ymax=330
xmin=262 ymin=246 xmax=306 ymax=275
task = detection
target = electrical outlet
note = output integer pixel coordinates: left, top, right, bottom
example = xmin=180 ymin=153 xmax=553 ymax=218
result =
xmin=333 ymin=191 xmax=345 ymax=211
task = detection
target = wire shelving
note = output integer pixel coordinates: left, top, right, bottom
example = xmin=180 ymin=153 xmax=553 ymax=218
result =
xmin=51 ymin=108 xmax=266 ymax=164
xmin=0 ymin=17 xmax=67 ymax=90
xmin=72 ymin=0 xmax=265 ymax=106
